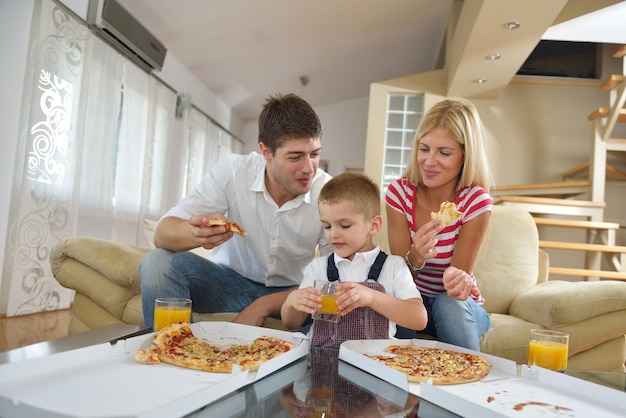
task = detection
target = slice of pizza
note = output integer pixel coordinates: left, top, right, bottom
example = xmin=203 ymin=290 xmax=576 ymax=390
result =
xmin=206 ymin=219 xmax=247 ymax=236
xmin=430 ymin=201 xmax=462 ymax=227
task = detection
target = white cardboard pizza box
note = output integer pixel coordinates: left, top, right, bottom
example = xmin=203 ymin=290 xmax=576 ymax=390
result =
xmin=339 ymin=338 xmax=626 ymax=418
xmin=339 ymin=338 xmax=515 ymax=393
xmin=0 ymin=322 xmax=308 ymax=418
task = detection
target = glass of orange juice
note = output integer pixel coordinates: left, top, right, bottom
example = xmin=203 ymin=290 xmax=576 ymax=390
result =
xmin=312 ymin=280 xmax=340 ymax=322
xmin=153 ymin=297 xmax=192 ymax=331
xmin=528 ymin=329 xmax=569 ymax=371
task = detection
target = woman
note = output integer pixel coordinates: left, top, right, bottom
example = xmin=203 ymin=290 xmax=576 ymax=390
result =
xmin=386 ymin=97 xmax=492 ymax=351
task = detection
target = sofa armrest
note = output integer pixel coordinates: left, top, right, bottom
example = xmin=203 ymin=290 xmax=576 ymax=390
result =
xmin=509 ymin=280 xmax=626 ymax=328
xmin=537 ymin=249 xmax=549 ymax=284
xmin=51 ymin=236 xmax=149 ymax=290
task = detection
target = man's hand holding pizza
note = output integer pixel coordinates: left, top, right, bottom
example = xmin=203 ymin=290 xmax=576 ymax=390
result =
xmin=187 ymin=215 xmax=232 ymax=249
xmin=187 ymin=215 xmax=247 ymax=250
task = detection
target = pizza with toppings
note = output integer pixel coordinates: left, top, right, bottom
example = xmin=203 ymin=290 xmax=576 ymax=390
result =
xmin=365 ymin=345 xmax=490 ymax=384
xmin=431 ymin=201 xmax=462 ymax=227
xmin=134 ymin=322 xmax=295 ymax=373
xmin=206 ymin=219 xmax=247 ymax=236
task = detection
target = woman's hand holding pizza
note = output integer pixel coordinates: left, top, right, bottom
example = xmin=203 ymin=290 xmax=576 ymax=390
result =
xmin=442 ymin=266 xmax=480 ymax=301
xmin=409 ymin=219 xmax=444 ymax=265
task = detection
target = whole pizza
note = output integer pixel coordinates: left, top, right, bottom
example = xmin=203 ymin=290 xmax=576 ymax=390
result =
xmin=366 ymin=344 xmax=491 ymax=384
xmin=134 ymin=322 xmax=295 ymax=373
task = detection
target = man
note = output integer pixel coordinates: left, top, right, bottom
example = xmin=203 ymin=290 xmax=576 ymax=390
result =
xmin=140 ymin=93 xmax=331 ymax=328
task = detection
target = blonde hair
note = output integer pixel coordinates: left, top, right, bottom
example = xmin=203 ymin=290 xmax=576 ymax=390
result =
xmin=404 ymin=98 xmax=491 ymax=191
xmin=319 ymin=172 xmax=380 ymax=219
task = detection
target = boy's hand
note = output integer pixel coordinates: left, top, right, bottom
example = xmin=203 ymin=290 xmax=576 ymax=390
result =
xmin=335 ymin=282 xmax=375 ymax=315
xmin=284 ymin=287 xmax=321 ymax=315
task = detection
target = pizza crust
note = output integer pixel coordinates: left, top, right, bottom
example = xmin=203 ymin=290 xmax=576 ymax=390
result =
xmin=430 ymin=201 xmax=462 ymax=227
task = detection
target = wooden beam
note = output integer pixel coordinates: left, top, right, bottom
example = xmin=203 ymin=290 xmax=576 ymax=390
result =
xmin=587 ymin=107 xmax=626 ymax=123
xmin=533 ymin=217 xmax=619 ymax=230
xmin=494 ymin=196 xmax=605 ymax=208
xmin=491 ymin=181 xmax=590 ymax=198
xmin=612 ymin=44 xmax=626 ymax=58
xmin=601 ymin=74 xmax=624 ymax=91
xmin=549 ymin=267 xmax=626 ymax=281
xmin=539 ymin=240 xmax=626 ymax=253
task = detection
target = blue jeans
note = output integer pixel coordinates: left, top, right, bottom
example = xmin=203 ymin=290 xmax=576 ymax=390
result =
xmin=395 ymin=293 xmax=490 ymax=351
xmin=139 ymin=248 xmax=296 ymax=328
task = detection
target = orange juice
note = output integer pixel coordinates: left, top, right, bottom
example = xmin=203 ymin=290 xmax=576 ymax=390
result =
xmin=318 ymin=294 xmax=339 ymax=314
xmin=528 ymin=340 xmax=568 ymax=371
xmin=153 ymin=306 xmax=191 ymax=331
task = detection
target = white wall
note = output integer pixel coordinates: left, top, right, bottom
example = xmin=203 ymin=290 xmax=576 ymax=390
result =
xmin=242 ymin=96 xmax=369 ymax=176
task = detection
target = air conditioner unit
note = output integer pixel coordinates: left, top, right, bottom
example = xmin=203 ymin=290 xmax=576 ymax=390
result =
xmin=87 ymin=0 xmax=167 ymax=71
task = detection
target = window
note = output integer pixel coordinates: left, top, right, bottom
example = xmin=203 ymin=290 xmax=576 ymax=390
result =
xmin=381 ymin=94 xmax=424 ymax=193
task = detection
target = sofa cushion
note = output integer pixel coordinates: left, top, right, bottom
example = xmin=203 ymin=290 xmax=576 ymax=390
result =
xmin=123 ymin=295 xmax=145 ymax=325
xmin=51 ymin=237 xmax=148 ymax=290
xmin=510 ymin=280 xmax=626 ymax=327
xmin=474 ymin=206 xmax=539 ymax=314
xmin=480 ymin=313 xmax=539 ymax=364
xmin=143 ymin=218 xmax=212 ymax=259
xmin=566 ymin=336 xmax=626 ymax=372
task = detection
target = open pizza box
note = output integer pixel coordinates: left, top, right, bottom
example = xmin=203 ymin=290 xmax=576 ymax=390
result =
xmin=0 ymin=322 xmax=308 ymax=418
xmin=339 ymin=338 xmax=626 ymax=418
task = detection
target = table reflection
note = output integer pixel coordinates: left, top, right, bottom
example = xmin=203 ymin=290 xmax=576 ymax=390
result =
xmin=190 ymin=347 xmax=458 ymax=418
xmin=279 ymin=348 xmax=418 ymax=417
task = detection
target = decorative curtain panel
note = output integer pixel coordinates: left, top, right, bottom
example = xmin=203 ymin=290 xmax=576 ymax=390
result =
xmin=3 ymin=0 xmax=175 ymax=316
xmin=183 ymin=106 xmax=242 ymax=196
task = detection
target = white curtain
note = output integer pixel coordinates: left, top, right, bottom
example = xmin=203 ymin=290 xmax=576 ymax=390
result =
xmin=74 ymin=39 xmax=176 ymax=244
xmin=3 ymin=0 xmax=242 ymax=317
xmin=183 ymin=106 xmax=243 ymax=196
xmin=2 ymin=0 xmax=175 ymax=316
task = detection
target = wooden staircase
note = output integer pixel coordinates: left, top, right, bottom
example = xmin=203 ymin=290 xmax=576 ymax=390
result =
xmin=492 ymin=45 xmax=626 ymax=281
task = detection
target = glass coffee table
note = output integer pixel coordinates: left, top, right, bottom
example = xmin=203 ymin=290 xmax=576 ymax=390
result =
xmin=1 ymin=327 xmax=460 ymax=417
xmin=0 ymin=323 xmax=146 ymax=365
xmin=6 ymin=327 xmax=623 ymax=417
xmin=187 ymin=347 xmax=461 ymax=417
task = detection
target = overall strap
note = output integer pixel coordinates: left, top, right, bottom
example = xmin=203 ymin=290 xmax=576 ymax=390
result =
xmin=326 ymin=251 xmax=388 ymax=282
xmin=327 ymin=254 xmax=340 ymax=282
xmin=367 ymin=251 xmax=388 ymax=282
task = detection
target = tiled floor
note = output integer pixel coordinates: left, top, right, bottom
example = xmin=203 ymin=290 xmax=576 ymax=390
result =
xmin=0 ymin=307 xmax=72 ymax=352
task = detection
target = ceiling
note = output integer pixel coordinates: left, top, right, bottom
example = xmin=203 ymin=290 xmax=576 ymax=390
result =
xmin=117 ymin=0 xmax=625 ymax=121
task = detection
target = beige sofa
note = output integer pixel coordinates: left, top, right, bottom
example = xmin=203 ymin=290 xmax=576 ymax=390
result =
xmin=50 ymin=206 xmax=626 ymax=371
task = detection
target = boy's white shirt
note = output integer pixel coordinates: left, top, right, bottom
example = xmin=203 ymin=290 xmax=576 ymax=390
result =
xmin=300 ymin=245 xmax=422 ymax=338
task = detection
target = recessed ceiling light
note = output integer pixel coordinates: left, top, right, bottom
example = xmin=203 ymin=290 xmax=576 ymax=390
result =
xmin=486 ymin=53 xmax=501 ymax=60
xmin=504 ymin=22 xmax=520 ymax=30
xmin=475 ymin=77 xmax=488 ymax=84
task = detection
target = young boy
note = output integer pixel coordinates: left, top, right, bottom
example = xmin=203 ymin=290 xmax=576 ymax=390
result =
xmin=281 ymin=172 xmax=427 ymax=348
